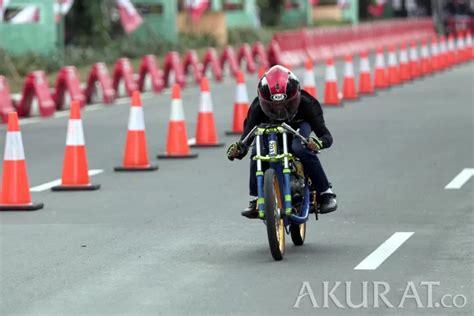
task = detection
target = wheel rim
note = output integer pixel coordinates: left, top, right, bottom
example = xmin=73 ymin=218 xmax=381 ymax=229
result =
xmin=273 ymin=176 xmax=285 ymax=254
xmin=299 ymin=223 xmax=306 ymax=239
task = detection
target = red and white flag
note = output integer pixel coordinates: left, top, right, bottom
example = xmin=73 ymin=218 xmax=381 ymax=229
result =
xmin=0 ymin=0 xmax=10 ymax=23
xmin=184 ymin=0 xmax=209 ymax=22
xmin=116 ymin=0 xmax=143 ymax=33
xmin=54 ymin=0 xmax=74 ymax=22
xmin=368 ymin=0 xmax=386 ymax=17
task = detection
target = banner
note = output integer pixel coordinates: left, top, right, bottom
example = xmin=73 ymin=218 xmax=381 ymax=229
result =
xmin=116 ymin=0 xmax=143 ymax=33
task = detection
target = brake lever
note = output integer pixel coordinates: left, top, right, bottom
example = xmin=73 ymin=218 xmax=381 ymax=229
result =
xmin=240 ymin=125 xmax=258 ymax=147
xmin=281 ymin=123 xmax=309 ymax=145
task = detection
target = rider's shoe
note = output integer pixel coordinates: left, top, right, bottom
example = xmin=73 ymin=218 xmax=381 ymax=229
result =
xmin=241 ymin=199 xmax=259 ymax=219
xmin=319 ymin=193 xmax=337 ymax=214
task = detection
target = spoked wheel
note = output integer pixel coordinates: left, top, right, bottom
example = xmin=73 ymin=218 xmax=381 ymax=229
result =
xmin=290 ymin=222 xmax=306 ymax=246
xmin=263 ymin=169 xmax=285 ymax=261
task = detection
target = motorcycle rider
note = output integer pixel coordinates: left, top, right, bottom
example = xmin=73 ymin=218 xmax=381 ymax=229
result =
xmin=227 ymin=65 xmax=337 ymax=218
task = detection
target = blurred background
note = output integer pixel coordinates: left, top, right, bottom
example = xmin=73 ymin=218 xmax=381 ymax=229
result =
xmin=0 ymin=0 xmax=473 ymax=92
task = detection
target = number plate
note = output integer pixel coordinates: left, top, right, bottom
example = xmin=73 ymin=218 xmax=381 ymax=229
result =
xmin=269 ymin=140 xmax=277 ymax=156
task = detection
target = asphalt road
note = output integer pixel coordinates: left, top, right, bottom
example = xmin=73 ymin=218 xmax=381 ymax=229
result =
xmin=0 ymin=58 xmax=473 ymax=315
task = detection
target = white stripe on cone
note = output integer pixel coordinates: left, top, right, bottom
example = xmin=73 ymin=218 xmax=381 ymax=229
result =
xmin=457 ymin=36 xmax=465 ymax=51
xmin=344 ymin=60 xmax=354 ymax=77
xmin=304 ymin=69 xmax=316 ymax=86
xmin=170 ymin=99 xmax=185 ymax=122
xmin=399 ymin=48 xmax=409 ymax=63
xmin=66 ymin=119 xmax=85 ymax=146
xmin=388 ymin=51 xmax=398 ymax=66
xmin=440 ymin=41 xmax=447 ymax=55
xmin=360 ymin=57 xmax=371 ymax=72
xmin=376 ymin=53 xmax=386 ymax=68
xmin=448 ymin=38 xmax=455 ymax=54
xmin=128 ymin=106 xmax=145 ymax=131
xmin=421 ymin=44 xmax=429 ymax=59
xmin=325 ymin=65 xmax=337 ymax=81
xmin=235 ymin=84 xmax=249 ymax=104
xmin=4 ymin=132 xmax=25 ymax=161
xmin=431 ymin=41 xmax=439 ymax=57
xmin=409 ymin=46 xmax=419 ymax=61
xmin=466 ymin=34 xmax=472 ymax=48
xmin=199 ymin=91 xmax=213 ymax=113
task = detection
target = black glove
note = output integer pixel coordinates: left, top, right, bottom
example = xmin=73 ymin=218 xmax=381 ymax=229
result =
xmin=226 ymin=141 xmax=248 ymax=161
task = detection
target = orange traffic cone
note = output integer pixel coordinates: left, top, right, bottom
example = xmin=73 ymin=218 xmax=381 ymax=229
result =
xmin=258 ymin=66 xmax=266 ymax=79
xmin=115 ymin=91 xmax=157 ymax=171
xmin=387 ymin=45 xmax=401 ymax=86
xmin=0 ymin=112 xmax=43 ymax=211
xmin=374 ymin=47 xmax=388 ymax=89
xmin=409 ymin=41 xmax=421 ymax=79
xmin=303 ymin=59 xmax=317 ymax=98
xmin=226 ymin=71 xmax=249 ymax=135
xmin=456 ymin=31 xmax=466 ymax=63
xmin=359 ymin=51 xmax=373 ymax=95
xmin=438 ymin=35 xmax=448 ymax=70
xmin=342 ymin=55 xmax=357 ymax=100
xmin=399 ymin=43 xmax=412 ymax=82
xmin=52 ymin=101 xmax=100 ymax=191
xmin=430 ymin=36 xmax=440 ymax=72
xmin=447 ymin=33 xmax=456 ymax=66
xmin=323 ymin=57 xmax=341 ymax=106
xmin=157 ymin=84 xmax=198 ymax=159
xmin=420 ymin=39 xmax=432 ymax=76
xmin=192 ymin=77 xmax=224 ymax=148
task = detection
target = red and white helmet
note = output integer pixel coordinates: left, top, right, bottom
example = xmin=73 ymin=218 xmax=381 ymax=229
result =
xmin=257 ymin=65 xmax=301 ymax=121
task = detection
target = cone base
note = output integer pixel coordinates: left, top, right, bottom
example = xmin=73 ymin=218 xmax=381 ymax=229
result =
xmin=191 ymin=142 xmax=225 ymax=148
xmin=114 ymin=165 xmax=158 ymax=172
xmin=51 ymin=184 xmax=101 ymax=191
xmin=225 ymin=131 xmax=242 ymax=136
xmin=343 ymin=95 xmax=358 ymax=101
xmin=0 ymin=202 xmax=44 ymax=211
xmin=157 ymin=153 xmax=199 ymax=159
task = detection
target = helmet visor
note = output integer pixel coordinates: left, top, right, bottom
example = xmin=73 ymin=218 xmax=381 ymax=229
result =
xmin=259 ymin=93 xmax=300 ymax=121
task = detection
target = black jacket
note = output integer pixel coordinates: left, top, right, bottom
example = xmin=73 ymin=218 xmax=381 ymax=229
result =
xmin=240 ymin=90 xmax=333 ymax=148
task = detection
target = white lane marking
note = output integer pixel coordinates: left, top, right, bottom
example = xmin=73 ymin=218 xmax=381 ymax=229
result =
xmin=354 ymin=232 xmax=414 ymax=270
xmin=30 ymin=169 xmax=104 ymax=192
xmin=18 ymin=117 xmax=44 ymax=126
xmin=445 ymin=168 xmax=474 ymax=189
xmin=187 ymin=138 xmax=196 ymax=146
xmin=84 ymin=104 xmax=104 ymax=112
xmin=53 ymin=111 xmax=70 ymax=118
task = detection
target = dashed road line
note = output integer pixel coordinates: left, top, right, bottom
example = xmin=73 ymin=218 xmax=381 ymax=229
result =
xmin=30 ymin=169 xmax=104 ymax=192
xmin=354 ymin=232 xmax=414 ymax=270
xmin=445 ymin=168 xmax=474 ymax=189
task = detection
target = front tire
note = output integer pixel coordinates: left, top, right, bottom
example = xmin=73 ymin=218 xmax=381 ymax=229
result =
xmin=290 ymin=222 xmax=306 ymax=246
xmin=264 ymin=169 xmax=285 ymax=261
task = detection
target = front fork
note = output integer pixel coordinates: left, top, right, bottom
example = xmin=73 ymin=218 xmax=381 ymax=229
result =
xmin=255 ymin=132 xmax=292 ymax=219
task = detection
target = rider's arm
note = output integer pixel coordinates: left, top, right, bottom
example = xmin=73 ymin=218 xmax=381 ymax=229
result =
xmin=300 ymin=92 xmax=333 ymax=149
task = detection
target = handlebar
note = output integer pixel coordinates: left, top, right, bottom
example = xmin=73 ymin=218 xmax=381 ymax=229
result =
xmin=240 ymin=123 xmax=309 ymax=147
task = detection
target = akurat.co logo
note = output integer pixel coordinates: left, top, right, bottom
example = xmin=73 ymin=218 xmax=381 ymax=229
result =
xmin=293 ymin=281 xmax=468 ymax=309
